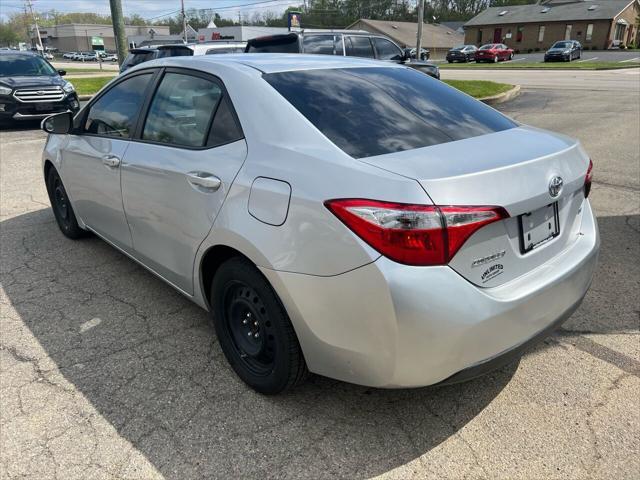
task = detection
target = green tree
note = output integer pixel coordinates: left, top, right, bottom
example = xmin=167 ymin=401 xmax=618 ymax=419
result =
xmin=0 ymin=22 xmax=21 ymax=47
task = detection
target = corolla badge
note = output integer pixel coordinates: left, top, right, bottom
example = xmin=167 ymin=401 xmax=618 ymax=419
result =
xmin=548 ymin=176 xmax=563 ymax=198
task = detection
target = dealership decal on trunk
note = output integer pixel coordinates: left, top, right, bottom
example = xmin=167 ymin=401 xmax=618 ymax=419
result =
xmin=481 ymin=263 xmax=504 ymax=283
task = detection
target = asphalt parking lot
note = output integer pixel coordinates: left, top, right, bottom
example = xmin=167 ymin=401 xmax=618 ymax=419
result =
xmin=1 ymin=69 xmax=639 ymax=479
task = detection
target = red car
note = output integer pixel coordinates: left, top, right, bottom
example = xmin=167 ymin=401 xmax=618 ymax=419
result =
xmin=475 ymin=43 xmax=514 ymax=63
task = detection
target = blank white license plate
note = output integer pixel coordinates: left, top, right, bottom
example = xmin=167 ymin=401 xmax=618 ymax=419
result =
xmin=519 ymin=202 xmax=559 ymax=253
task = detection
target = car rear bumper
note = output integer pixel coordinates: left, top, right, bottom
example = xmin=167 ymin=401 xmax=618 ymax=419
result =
xmin=262 ymin=199 xmax=599 ymax=388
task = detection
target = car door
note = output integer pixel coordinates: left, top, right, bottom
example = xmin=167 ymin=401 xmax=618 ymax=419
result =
xmin=120 ymin=68 xmax=246 ymax=294
xmin=61 ymin=70 xmax=156 ymax=250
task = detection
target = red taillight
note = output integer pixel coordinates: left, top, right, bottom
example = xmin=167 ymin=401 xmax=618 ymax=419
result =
xmin=584 ymin=159 xmax=593 ymax=198
xmin=324 ymin=199 xmax=508 ymax=266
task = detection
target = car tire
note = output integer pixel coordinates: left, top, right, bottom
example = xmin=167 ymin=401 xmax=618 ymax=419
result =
xmin=46 ymin=167 xmax=86 ymax=239
xmin=211 ymin=257 xmax=308 ymax=394
xmin=509 ymin=53 xmax=513 ymax=60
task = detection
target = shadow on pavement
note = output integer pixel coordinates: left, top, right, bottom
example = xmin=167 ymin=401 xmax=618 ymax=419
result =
xmin=3 ymin=209 xmax=636 ymax=478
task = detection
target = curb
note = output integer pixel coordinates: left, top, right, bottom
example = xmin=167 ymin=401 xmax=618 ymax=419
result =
xmin=479 ymin=84 xmax=521 ymax=105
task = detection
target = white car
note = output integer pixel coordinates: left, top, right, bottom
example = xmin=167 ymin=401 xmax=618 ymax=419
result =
xmin=63 ymin=52 xmax=77 ymax=59
xmin=40 ymin=54 xmax=599 ymax=394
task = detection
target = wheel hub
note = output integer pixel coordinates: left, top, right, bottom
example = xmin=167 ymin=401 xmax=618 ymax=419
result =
xmin=224 ymin=283 xmax=276 ymax=374
xmin=54 ymin=181 xmax=68 ymax=220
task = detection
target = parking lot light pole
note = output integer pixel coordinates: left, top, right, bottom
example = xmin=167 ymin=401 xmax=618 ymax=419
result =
xmin=109 ymin=0 xmax=128 ymax=67
xmin=416 ymin=0 xmax=425 ymax=61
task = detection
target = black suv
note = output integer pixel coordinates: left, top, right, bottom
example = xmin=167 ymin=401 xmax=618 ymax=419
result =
xmin=246 ymin=31 xmax=440 ymax=79
xmin=0 ymin=50 xmax=79 ymax=127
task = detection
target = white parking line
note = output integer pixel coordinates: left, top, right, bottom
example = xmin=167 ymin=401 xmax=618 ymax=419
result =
xmin=619 ymin=57 xmax=640 ymax=63
xmin=509 ymin=57 xmax=527 ymax=62
xmin=576 ymin=57 xmax=598 ymax=63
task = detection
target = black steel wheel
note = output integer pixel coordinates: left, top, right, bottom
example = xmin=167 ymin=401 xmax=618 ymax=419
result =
xmin=211 ymin=257 xmax=308 ymax=394
xmin=46 ymin=167 xmax=86 ymax=239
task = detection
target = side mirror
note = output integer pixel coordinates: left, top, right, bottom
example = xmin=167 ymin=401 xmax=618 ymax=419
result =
xmin=57 ymin=69 xmax=66 ymax=76
xmin=41 ymin=111 xmax=73 ymax=135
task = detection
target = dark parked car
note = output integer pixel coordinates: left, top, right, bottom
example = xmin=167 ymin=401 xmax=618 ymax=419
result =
xmin=446 ymin=44 xmax=478 ymax=63
xmin=544 ymin=40 xmax=582 ymax=62
xmin=120 ymin=45 xmax=194 ymax=72
xmin=475 ymin=43 xmax=514 ymax=63
xmin=245 ymin=31 xmax=440 ymax=79
xmin=0 ymin=50 xmax=79 ymax=127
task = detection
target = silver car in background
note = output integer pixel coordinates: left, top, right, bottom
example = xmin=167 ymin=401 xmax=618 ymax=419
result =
xmin=41 ymin=54 xmax=599 ymax=394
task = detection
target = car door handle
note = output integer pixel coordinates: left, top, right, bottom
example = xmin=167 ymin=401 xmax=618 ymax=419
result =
xmin=186 ymin=172 xmax=222 ymax=191
xmin=102 ymin=154 xmax=120 ymax=168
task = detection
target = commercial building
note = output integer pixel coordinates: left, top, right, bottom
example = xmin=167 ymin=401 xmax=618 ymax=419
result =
xmin=346 ymin=19 xmax=464 ymax=58
xmin=197 ymin=26 xmax=289 ymax=43
xmin=29 ymin=24 xmax=171 ymax=52
xmin=464 ymin=0 xmax=639 ymax=51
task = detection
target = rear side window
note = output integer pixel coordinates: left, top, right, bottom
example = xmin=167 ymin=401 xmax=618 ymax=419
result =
xmin=345 ymin=36 xmax=374 ymax=58
xmin=264 ymin=67 xmax=516 ymax=159
xmin=142 ymin=72 xmax=222 ymax=147
xmin=85 ymin=73 xmax=153 ymax=138
xmin=207 ymin=96 xmax=244 ymax=147
xmin=303 ymin=35 xmax=335 ymax=55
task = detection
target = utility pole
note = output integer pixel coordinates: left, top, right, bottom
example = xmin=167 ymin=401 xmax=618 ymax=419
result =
xmin=416 ymin=0 xmax=424 ymax=61
xmin=25 ymin=0 xmax=43 ymax=52
xmin=181 ymin=0 xmax=188 ymax=43
xmin=108 ymin=0 xmax=127 ymax=67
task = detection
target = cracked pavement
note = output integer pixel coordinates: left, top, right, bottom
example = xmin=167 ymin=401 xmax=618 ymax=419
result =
xmin=1 ymin=70 xmax=639 ymax=479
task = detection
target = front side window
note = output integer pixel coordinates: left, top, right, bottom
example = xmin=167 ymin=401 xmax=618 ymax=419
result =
xmin=345 ymin=36 xmax=374 ymax=58
xmin=142 ymin=72 xmax=222 ymax=147
xmin=264 ymin=67 xmax=516 ymax=159
xmin=303 ymin=35 xmax=335 ymax=55
xmin=0 ymin=54 xmax=57 ymax=77
xmin=85 ymin=73 xmax=153 ymax=138
xmin=373 ymin=37 xmax=402 ymax=60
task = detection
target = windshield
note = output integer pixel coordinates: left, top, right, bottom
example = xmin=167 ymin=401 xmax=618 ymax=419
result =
xmin=452 ymin=45 xmax=465 ymax=50
xmin=551 ymin=41 xmax=572 ymax=49
xmin=0 ymin=54 xmax=57 ymax=77
xmin=264 ymin=67 xmax=516 ymax=159
xmin=479 ymin=44 xmax=495 ymax=50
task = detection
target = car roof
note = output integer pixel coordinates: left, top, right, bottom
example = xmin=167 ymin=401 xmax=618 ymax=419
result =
xmin=144 ymin=52 xmax=404 ymax=74
xmin=0 ymin=50 xmax=38 ymax=56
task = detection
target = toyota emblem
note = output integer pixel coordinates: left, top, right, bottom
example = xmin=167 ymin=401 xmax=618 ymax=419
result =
xmin=548 ymin=176 xmax=563 ymax=198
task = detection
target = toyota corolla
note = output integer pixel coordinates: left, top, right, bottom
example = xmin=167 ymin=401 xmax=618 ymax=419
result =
xmin=41 ymin=54 xmax=599 ymax=394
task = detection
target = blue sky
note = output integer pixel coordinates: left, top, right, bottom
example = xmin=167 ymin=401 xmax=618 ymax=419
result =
xmin=0 ymin=0 xmax=301 ymax=22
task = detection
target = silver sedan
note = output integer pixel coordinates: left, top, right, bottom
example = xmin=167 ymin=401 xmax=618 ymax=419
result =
xmin=40 ymin=54 xmax=599 ymax=394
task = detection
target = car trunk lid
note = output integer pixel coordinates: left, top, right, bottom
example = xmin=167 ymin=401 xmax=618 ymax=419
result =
xmin=359 ymin=126 xmax=591 ymax=287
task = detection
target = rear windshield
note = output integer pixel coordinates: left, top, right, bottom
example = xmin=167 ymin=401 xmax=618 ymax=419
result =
xmin=122 ymin=50 xmax=156 ymax=69
xmin=247 ymin=35 xmax=299 ymax=53
xmin=264 ymin=67 xmax=516 ymax=159
xmin=206 ymin=46 xmax=246 ymax=54
xmin=157 ymin=47 xmax=193 ymax=58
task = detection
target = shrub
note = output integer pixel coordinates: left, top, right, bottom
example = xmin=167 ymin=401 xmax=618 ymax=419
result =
xmin=527 ymin=48 xmax=533 ymax=53
xmin=534 ymin=47 xmax=540 ymax=52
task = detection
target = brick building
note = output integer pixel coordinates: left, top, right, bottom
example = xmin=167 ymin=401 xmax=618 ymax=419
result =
xmin=464 ymin=0 xmax=639 ymax=51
